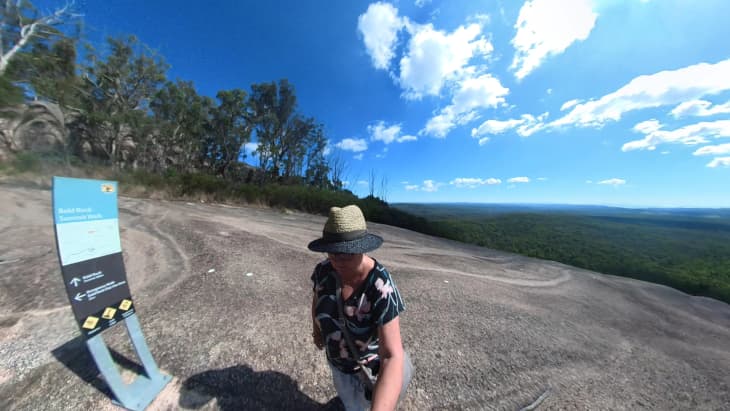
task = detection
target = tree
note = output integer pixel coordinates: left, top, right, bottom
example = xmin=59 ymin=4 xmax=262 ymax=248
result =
xmin=205 ymin=89 xmax=250 ymax=178
xmin=151 ymin=79 xmax=211 ymax=172
xmin=78 ymin=35 xmax=168 ymax=169
xmin=1 ymin=0 xmax=78 ymax=75
xmin=248 ymin=79 xmax=302 ymax=181
xmin=303 ymin=122 xmax=330 ymax=188
xmin=328 ymin=149 xmax=348 ymax=190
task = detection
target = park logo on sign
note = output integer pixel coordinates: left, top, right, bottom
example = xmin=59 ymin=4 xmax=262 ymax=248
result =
xmin=101 ymin=184 xmax=115 ymax=193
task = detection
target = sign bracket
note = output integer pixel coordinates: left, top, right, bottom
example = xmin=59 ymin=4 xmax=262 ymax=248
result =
xmin=86 ymin=314 xmax=171 ymax=411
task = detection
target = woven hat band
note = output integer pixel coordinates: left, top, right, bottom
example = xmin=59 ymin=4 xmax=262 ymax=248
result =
xmin=322 ymin=229 xmax=367 ymax=242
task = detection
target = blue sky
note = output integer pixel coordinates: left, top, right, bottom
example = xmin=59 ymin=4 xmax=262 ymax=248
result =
xmin=61 ymin=0 xmax=730 ymax=206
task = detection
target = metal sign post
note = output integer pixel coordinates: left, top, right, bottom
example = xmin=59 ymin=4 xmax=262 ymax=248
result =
xmin=52 ymin=176 xmax=170 ymax=411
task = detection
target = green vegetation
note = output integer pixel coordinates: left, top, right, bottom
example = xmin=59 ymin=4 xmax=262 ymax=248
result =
xmin=396 ymin=203 xmax=730 ymax=304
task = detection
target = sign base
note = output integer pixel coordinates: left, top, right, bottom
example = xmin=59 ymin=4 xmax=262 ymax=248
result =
xmin=86 ymin=314 xmax=171 ymax=411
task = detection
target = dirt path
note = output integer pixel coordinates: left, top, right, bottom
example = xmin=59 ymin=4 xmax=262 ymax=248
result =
xmin=0 ymin=185 xmax=728 ymax=410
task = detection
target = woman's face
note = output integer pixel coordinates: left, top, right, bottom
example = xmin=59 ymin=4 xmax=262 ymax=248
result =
xmin=327 ymin=252 xmax=364 ymax=273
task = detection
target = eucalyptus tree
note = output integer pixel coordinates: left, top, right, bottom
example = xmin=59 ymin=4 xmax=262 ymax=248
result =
xmin=151 ymin=80 xmax=211 ymax=172
xmin=78 ymin=35 xmax=168 ymax=169
xmin=205 ymin=88 xmax=250 ymax=178
xmin=0 ymin=0 xmax=77 ymax=75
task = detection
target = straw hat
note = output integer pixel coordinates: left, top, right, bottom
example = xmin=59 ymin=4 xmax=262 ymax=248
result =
xmin=307 ymin=205 xmax=383 ymax=253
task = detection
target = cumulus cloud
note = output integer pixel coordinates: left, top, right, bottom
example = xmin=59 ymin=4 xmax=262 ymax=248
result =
xmin=450 ymin=177 xmax=501 ymax=188
xmin=423 ymin=74 xmax=509 ymax=137
xmin=368 ymin=121 xmax=418 ymax=144
xmin=552 ymin=59 xmax=730 ymax=128
xmin=478 ymin=137 xmax=490 ymax=146
xmin=622 ymin=119 xmax=730 ymax=151
xmin=358 ymin=2 xmax=405 ymax=70
xmin=507 ymin=176 xmax=530 ymax=183
xmin=471 ymin=113 xmax=548 ymax=138
xmin=511 ymin=0 xmax=597 ymax=80
xmin=706 ymin=157 xmax=730 ymax=168
xmin=399 ymin=22 xmax=493 ymax=99
xmin=670 ymin=99 xmax=730 ymax=118
xmin=598 ymin=178 xmax=626 ymax=186
xmin=335 ymin=138 xmax=368 ymax=152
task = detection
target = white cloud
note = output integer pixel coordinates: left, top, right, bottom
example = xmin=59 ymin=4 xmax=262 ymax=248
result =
xmin=342 ymin=181 xmax=350 ymax=187
xmin=368 ymin=121 xmax=418 ymax=144
xmin=693 ymin=143 xmax=730 ymax=156
xmin=450 ymin=177 xmax=501 ymax=188
xmin=537 ymin=177 xmax=548 ymax=181
xmin=471 ymin=113 xmax=548 ymax=138
xmin=399 ymin=22 xmax=493 ymax=99
xmin=706 ymin=157 xmax=730 ymax=168
xmin=560 ymin=99 xmax=581 ymax=111
xmin=358 ymin=2 xmax=405 ymax=70
xmin=507 ymin=176 xmax=530 ymax=183
xmin=552 ymin=59 xmax=730 ymax=128
xmin=423 ymin=73 xmax=509 ymax=137
xmin=414 ymin=0 xmax=431 ymax=7
xmin=511 ymin=0 xmax=597 ymax=80
xmin=422 ymin=180 xmax=439 ymax=192
xmin=670 ymin=99 xmax=730 ymax=118
xmin=405 ymin=180 xmax=442 ymax=192
xmin=335 ymin=138 xmax=368 ymax=152
xmin=623 ymin=119 xmax=730 ymax=151
xmin=478 ymin=137 xmax=490 ymax=146
xmin=357 ymin=180 xmax=368 ymax=186
xmin=598 ymin=178 xmax=626 ymax=186
xmin=353 ymin=153 xmax=364 ymax=160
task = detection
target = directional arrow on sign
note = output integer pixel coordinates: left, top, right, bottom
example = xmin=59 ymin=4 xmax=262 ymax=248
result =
xmin=70 ymin=277 xmax=81 ymax=287
xmin=74 ymin=292 xmax=86 ymax=302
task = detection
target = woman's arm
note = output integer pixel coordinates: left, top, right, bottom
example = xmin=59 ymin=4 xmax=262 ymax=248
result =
xmin=312 ymin=291 xmax=324 ymax=349
xmin=372 ymin=316 xmax=404 ymax=411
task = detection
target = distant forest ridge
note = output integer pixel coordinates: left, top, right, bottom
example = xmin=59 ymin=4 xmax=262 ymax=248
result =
xmin=394 ymin=203 xmax=730 ymax=305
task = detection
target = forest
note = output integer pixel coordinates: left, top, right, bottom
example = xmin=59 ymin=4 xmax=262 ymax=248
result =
xmin=396 ymin=203 xmax=730 ymax=304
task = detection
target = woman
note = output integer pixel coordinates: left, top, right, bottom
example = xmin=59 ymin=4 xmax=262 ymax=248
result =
xmin=309 ymin=205 xmax=412 ymax=411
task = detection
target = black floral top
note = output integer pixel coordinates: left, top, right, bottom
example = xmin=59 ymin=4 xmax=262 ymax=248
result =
xmin=311 ymin=259 xmax=405 ymax=375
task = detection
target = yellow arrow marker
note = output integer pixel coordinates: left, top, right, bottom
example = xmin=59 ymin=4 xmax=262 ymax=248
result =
xmin=102 ymin=307 xmax=117 ymax=320
xmin=83 ymin=316 xmax=99 ymax=329
xmin=119 ymin=299 xmax=132 ymax=311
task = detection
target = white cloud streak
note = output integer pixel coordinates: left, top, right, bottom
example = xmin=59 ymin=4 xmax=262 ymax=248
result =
xmin=552 ymin=59 xmax=730 ymax=128
xmin=450 ymin=177 xmax=501 ymax=188
xmin=598 ymin=178 xmax=626 ymax=186
xmin=623 ymin=119 xmax=730 ymax=151
xmin=471 ymin=113 xmax=548 ymax=138
xmin=507 ymin=176 xmax=530 ymax=183
xmin=670 ymin=99 xmax=730 ymax=118
xmin=511 ymin=0 xmax=597 ymax=80
xmin=706 ymin=157 xmax=730 ymax=168
xmin=693 ymin=143 xmax=730 ymax=156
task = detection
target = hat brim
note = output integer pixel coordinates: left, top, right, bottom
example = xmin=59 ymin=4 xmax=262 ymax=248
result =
xmin=307 ymin=233 xmax=383 ymax=254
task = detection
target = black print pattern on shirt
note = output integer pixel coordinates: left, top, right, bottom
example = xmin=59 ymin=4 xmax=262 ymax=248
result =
xmin=311 ymin=259 xmax=405 ymax=375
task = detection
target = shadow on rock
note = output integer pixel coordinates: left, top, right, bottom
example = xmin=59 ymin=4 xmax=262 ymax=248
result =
xmin=179 ymin=365 xmax=343 ymax=411
xmin=51 ymin=336 xmax=147 ymax=401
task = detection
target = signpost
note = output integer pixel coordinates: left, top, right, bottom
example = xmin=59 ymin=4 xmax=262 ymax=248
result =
xmin=52 ymin=176 xmax=170 ymax=411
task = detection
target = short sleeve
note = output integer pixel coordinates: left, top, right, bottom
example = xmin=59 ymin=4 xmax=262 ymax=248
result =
xmin=370 ymin=268 xmax=405 ymax=326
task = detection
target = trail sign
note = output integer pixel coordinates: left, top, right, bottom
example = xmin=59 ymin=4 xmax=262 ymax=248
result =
xmin=52 ymin=177 xmax=170 ymax=411
xmin=52 ymin=177 xmax=135 ymax=338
